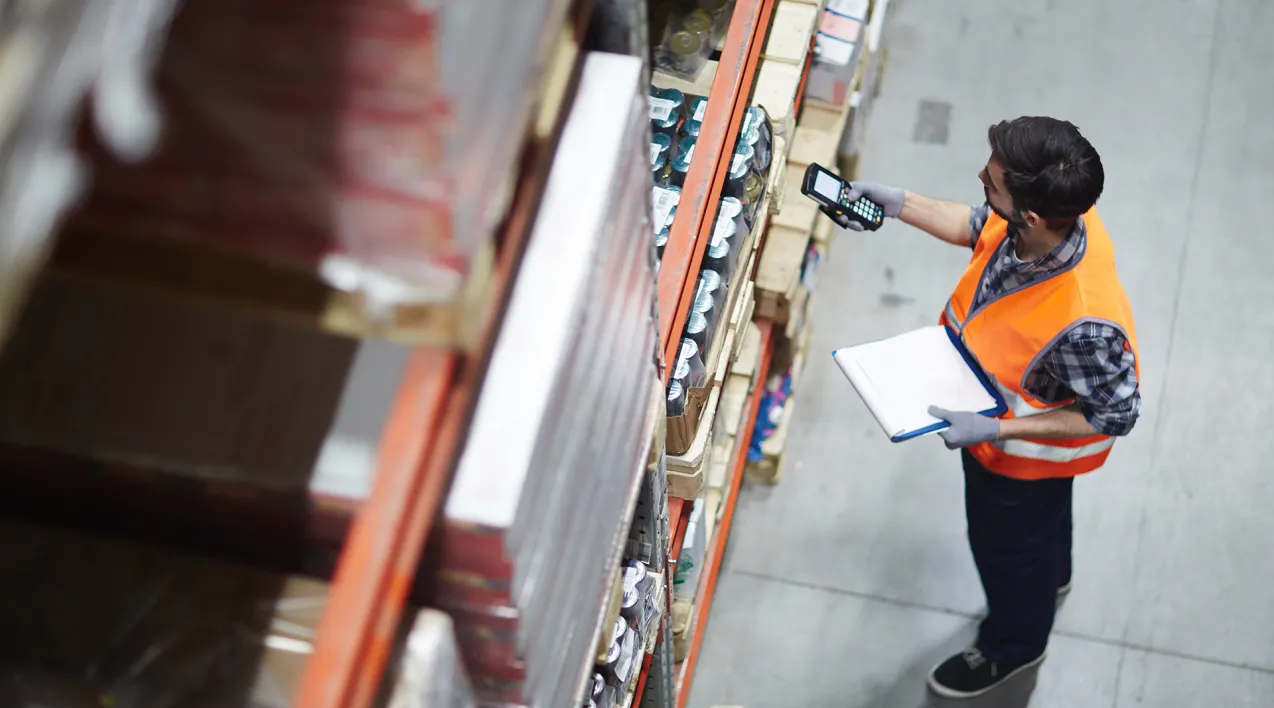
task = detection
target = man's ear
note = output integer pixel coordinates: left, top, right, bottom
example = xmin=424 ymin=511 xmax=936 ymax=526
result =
xmin=1022 ymin=210 xmax=1043 ymax=228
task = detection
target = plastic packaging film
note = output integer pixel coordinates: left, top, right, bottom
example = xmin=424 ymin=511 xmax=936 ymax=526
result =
xmin=64 ymin=0 xmax=563 ymax=321
xmin=435 ymin=53 xmax=660 ymax=707
xmin=0 ymin=0 xmax=176 ymax=347
xmin=386 ymin=609 xmax=479 ymax=708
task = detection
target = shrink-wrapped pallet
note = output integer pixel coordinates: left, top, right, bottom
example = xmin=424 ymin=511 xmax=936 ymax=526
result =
xmin=435 ymin=52 xmax=660 ymax=707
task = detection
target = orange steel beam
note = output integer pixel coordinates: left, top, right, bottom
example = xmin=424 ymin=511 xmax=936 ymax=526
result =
xmin=667 ymin=496 xmax=687 ymax=559
xmin=675 ymin=320 xmax=774 ymax=708
xmin=656 ymin=0 xmax=778 ymax=380
xmin=631 ymin=648 xmax=655 ymax=705
xmin=298 ymin=348 xmax=456 ymax=708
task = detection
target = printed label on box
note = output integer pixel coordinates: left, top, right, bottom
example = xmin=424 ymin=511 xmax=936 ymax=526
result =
xmin=820 ymin=11 xmax=863 ymax=44
xmin=826 ymin=0 xmax=870 ymax=19
xmin=815 ymin=32 xmax=857 ymax=66
xmin=650 ymin=142 xmax=661 ymax=164
xmin=652 ymin=187 xmax=680 ymax=231
xmin=649 ymin=97 xmax=675 ymax=122
xmin=694 ymin=100 xmax=707 ymax=121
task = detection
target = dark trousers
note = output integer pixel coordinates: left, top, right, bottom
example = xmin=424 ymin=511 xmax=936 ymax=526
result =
xmin=962 ymin=448 xmax=1073 ymax=666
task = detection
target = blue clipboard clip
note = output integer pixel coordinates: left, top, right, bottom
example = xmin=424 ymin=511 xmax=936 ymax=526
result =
xmin=886 ymin=327 xmax=1008 ymax=443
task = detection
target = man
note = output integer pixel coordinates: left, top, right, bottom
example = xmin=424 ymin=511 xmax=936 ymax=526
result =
xmin=834 ymin=116 xmax=1140 ymax=699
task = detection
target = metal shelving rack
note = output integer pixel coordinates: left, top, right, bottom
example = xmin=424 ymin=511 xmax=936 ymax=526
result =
xmin=655 ymin=0 xmax=778 ymax=374
xmin=641 ymin=0 xmax=784 ymax=704
xmin=0 ymin=0 xmax=814 ymax=703
xmin=298 ymin=2 xmax=598 ymax=703
xmin=0 ymin=1 xmax=600 ymax=706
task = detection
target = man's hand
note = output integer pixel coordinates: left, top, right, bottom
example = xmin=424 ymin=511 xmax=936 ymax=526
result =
xmin=928 ymin=406 xmax=1000 ymax=450
xmin=833 ymin=181 xmax=907 ymax=231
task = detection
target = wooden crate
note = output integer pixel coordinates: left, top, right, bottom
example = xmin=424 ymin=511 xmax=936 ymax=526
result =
xmin=754 ymin=79 xmax=856 ymax=326
xmin=731 ymin=282 xmax=756 ymax=363
xmin=753 ymin=224 xmax=811 ymax=324
xmin=762 ymin=1 xmax=821 ymax=67
xmin=667 ymin=331 xmax=732 ymax=499
xmin=771 ymin=161 xmax=820 ymax=233
xmin=666 ymin=263 xmax=757 ymax=496
xmin=751 ymin=59 xmax=804 ymax=140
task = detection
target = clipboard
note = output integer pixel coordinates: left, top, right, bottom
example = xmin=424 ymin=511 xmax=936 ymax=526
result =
xmin=831 ymin=325 xmax=1007 ymax=443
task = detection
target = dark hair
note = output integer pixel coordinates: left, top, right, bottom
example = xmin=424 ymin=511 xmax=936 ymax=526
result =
xmin=987 ymin=117 xmax=1104 ymax=220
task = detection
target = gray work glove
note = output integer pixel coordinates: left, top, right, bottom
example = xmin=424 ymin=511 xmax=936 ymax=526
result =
xmin=833 ymin=180 xmax=906 ymax=231
xmin=928 ymin=406 xmax=1000 ymax=450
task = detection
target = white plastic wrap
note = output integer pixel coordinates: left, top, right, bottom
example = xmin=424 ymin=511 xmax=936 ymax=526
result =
xmin=0 ymin=0 xmax=175 ymax=345
xmin=436 ymin=52 xmax=660 ymax=707
xmin=388 ymin=610 xmax=478 ymax=708
xmin=66 ymin=0 xmax=564 ymax=321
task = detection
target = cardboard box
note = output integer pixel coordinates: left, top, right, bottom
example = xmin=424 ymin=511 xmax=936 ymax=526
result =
xmin=804 ymin=0 xmax=868 ymax=106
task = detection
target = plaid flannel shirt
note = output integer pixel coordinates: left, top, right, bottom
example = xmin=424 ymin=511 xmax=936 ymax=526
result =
xmin=967 ymin=203 xmax=1140 ymax=436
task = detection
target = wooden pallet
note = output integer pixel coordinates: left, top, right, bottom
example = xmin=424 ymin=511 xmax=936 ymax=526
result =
xmin=666 ymin=251 xmax=756 ymax=498
xmin=754 ymin=77 xmax=858 ymax=327
xmin=664 ymin=202 xmax=760 ymax=457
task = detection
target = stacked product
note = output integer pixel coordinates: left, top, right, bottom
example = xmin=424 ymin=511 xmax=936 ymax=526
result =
xmin=585 ymin=559 xmax=665 ymax=708
xmin=806 ymin=0 xmax=869 ymax=106
xmin=434 ymin=53 xmax=660 ymax=707
xmin=650 ymin=86 xmax=771 ymax=449
xmin=651 ymin=0 xmax=738 ymax=80
xmin=838 ymin=0 xmax=892 ymax=164
xmin=0 ymin=519 xmax=473 ymax=707
xmin=649 ymin=88 xmax=772 ymax=273
xmin=64 ymin=0 xmax=567 ymax=322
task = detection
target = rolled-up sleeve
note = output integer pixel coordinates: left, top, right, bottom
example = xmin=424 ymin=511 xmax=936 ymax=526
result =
xmin=969 ymin=202 xmax=991 ymax=248
xmin=1040 ymin=324 xmax=1141 ymax=437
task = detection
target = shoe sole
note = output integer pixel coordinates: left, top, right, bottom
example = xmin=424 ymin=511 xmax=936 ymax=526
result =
xmin=1058 ymin=582 xmax=1072 ymax=595
xmin=927 ymin=652 xmax=1047 ymax=700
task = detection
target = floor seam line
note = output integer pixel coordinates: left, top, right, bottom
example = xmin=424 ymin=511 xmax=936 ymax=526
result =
xmin=733 ymin=569 xmax=1274 ymax=676
xmin=1111 ymin=0 xmax=1227 ymax=671
xmin=1109 ymin=643 xmax=1128 ymax=708
xmin=732 ymin=568 xmax=979 ymax=619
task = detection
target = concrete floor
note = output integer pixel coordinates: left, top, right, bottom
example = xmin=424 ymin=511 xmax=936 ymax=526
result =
xmin=688 ymin=0 xmax=1274 ymax=706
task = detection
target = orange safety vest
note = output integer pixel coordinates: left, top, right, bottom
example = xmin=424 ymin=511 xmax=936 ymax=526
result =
xmin=940 ymin=208 xmax=1139 ymax=480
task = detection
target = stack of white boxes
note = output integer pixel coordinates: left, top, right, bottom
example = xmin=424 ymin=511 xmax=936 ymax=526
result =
xmin=434 ymin=52 xmax=661 ymax=708
xmin=804 ymin=0 xmax=869 ymax=107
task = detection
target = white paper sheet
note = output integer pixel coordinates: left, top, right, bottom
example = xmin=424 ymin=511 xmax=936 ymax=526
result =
xmin=832 ymin=325 xmax=999 ymax=440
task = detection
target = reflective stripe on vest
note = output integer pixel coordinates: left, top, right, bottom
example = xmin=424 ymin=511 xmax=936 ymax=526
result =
xmin=992 ymin=378 xmax=1065 ymax=419
xmin=994 ymin=436 xmax=1115 ymax=463
xmin=943 ymin=298 xmax=964 ymax=329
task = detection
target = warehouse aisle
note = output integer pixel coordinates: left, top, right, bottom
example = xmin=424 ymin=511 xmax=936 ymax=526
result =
xmin=688 ymin=0 xmax=1274 ymax=706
